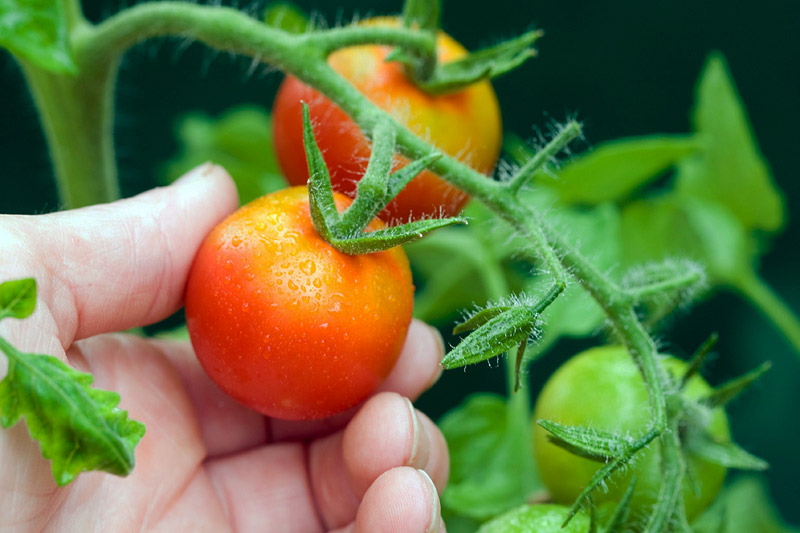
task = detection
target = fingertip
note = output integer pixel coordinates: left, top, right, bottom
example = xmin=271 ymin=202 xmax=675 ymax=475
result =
xmin=379 ymin=320 xmax=445 ymax=400
xmin=353 ymin=467 xmax=442 ymax=533
xmin=171 ymin=163 xmax=239 ymax=214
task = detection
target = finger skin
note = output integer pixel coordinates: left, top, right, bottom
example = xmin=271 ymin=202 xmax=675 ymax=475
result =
xmin=1 ymin=164 xmax=238 ymax=348
xmin=309 ymin=392 xmax=450 ymax=530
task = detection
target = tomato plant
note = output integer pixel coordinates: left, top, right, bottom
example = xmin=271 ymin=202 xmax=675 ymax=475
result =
xmin=477 ymin=504 xmax=590 ymax=532
xmin=533 ymin=346 xmax=730 ymax=521
xmin=272 ymin=17 xmax=502 ymax=223
xmin=184 ymin=186 xmax=414 ymax=420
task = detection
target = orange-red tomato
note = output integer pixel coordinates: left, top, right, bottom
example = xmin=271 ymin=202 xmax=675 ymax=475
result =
xmin=272 ymin=18 xmax=502 ymax=223
xmin=185 ymin=186 xmax=414 ymax=420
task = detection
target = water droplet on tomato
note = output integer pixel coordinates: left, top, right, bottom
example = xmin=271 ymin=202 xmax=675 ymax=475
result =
xmin=299 ymin=260 xmax=316 ymax=276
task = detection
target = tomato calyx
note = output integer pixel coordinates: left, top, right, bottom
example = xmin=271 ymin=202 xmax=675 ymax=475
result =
xmin=300 ymin=103 xmax=466 ymax=254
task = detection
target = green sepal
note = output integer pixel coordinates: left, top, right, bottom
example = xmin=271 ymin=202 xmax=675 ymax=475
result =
xmin=452 ymin=306 xmax=512 ymax=335
xmin=537 ymin=419 xmax=628 ymax=463
xmin=703 ymin=361 xmax=772 ymax=408
xmin=328 ymin=216 xmax=465 ymax=255
xmin=0 ymin=278 xmax=37 ymax=321
xmin=302 ymin=103 xmax=341 ymax=236
xmin=387 ymin=152 xmax=442 ymax=200
xmin=412 ymin=30 xmax=541 ymax=95
xmin=402 ymin=0 xmax=440 ymax=33
xmin=680 ymin=332 xmax=718 ymax=388
xmin=685 ymin=431 xmax=768 ymax=471
xmin=0 ymin=337 xmax=145 ymax=486
xmin=0 ymin=0 xmax=77 ymax=73
xmin=442 ymin=305 xmax=538 ymax=369
xmin=602 ymin=476 xmax=637 ymax=533
xmin=263 ymin=2 xmax=309 ymax=34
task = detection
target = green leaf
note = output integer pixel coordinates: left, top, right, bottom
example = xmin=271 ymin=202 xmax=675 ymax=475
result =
xmin=440 ymin=394 xmax=542 ymax=521
xmin=415 ymin=30 xmax=541 ymax=94
xmin=162 ymin=106 xmax=286 ymax=205
xmin=0 ymin=337 xmax=145 ymax=486
xmin=477 ymin=504 xmax=590 ymax=533
xmin=676 ymin=52 xmax=784 ymax=232
xmin=537 ymin=135 xmax=698 ymax=204
xmin=537 ymin=420 xmax=629 ymax=463
xmin=692 ymin=476 xmax=799 ymax=533
xmin=685 ymin=431 xmax=768 ymax=471
xmin=0 ymin=278 xmax=36 ymax=321
xmin=0 ymin=0 xmax=76 ymax=73
xmin=442 ymin=304 xmax=538 ymax=369
xmin=622 ymin=258 xmax=706 ymax=311
xmin=263 ymin=2 xmax=308 ymax=34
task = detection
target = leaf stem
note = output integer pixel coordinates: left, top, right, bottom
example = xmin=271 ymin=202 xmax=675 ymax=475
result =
xmin=734 ymin=272 xmax=800 ymax=358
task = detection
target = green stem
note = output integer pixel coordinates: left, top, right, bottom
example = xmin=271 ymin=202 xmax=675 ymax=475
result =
xmin=734 ymin=272 xmax=800 ymax=357
xmin=21 ymin=58 xmax=120 ymax=208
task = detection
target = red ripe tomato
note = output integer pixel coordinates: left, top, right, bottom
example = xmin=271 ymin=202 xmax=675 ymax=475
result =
xmin=185 ymin=186 xmax=414 ymax=420
xmin=272 ymin=18 xmax=502 ymax=223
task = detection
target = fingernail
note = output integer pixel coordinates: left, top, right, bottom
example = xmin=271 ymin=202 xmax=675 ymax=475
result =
xmin=173 ymin=162 xmax=215 ymax=185
xmin=427 ymin=324 xmax=445 ymax=386
xmin=418 ymin=469 xmax=441 ymax=533
xmin=405 ymin=397 xmax=423 ymax=467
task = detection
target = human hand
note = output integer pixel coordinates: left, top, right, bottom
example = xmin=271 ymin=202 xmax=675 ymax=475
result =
xmin=0 ymin=164 xmax=448 ymax=532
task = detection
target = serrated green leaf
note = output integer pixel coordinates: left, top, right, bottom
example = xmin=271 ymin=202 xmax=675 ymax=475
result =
xmin=0 ymin=337 xmax=145 ymax=486
xmin=263 ymin=2 xmax=308 ymax=34
xmin=676 ymin=52 xmax=784 ymax=232
xmin=542 ymin=135 xmax=698 ymax=204
xmin=442 ymin=306 xmax=537 ymax=369
xmin=537 ymin=419 xmax=629 ymax=462
xmin=0 ymin=0 xmax=77 ymax=73
xmin=0 ymin=278 xmax=37 ymax=321
xmin=685 ymin=431 xmax=768 ymax=471
xmin=440 ymin=394 xmax=542 ymax=521
xmin=416 ymin=30 xmax=540 ymax=94
xmin=692 ymin=476 xmax=799 ymax=533
xmin=162 ymin=106 xmax=286 ymax=204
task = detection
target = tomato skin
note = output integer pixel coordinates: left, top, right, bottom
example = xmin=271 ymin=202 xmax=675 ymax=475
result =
xmin=533 ymin=346 xmax=730 ymax=521
xmin=272 ymin=18 xmax=502 ymax=223
xmin=185 ymin=186 xmax=414 ymax=420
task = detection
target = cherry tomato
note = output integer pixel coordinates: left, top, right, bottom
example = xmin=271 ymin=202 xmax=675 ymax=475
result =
xmin=185 ymin=186 xmax=414 ymax=420
xmin=532 ymin=346 xmax=730 ymax=521
xmin=272 ymin=17 xmax=502 ymax=223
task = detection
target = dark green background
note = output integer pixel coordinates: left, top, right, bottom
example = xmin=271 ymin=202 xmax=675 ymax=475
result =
xmin=1 ymin=0 xmax=798 ymax=524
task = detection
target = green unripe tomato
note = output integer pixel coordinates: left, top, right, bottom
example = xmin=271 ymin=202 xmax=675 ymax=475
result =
xmin=477 ymin=504 xmax=589 ymax=533
xmin=533 ymin=346 xmax=730 ymax=521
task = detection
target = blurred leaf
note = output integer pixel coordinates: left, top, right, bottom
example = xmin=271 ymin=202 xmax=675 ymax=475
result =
xmin=0 ymin=0 xmax=77 ymax=73
xmin=163 ymin=106 xmax=286 ymax=204
xmin=692 ymin=476 xmax=799 ymax=533
xmin=477 ymin=504 xmax=590 ymax=533
xmin=263 ymin=2 xmax=308 ymax=34
xmin=620 ymin=195 xmax=755 ymax=285
xmin=539 ymin=135 xmax=698 ymax=204
xmin=0 ymin=278 xmax=36 ymax=321
xmin=676 ymin=52 xmax=784 ymax=232
xmin=440 ymin=394 xmax=542 ymax=521
xmin=0 ymin=338 xmax=145 ymax=486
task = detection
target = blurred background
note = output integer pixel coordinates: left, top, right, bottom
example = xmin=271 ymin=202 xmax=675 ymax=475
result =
xmin=1 ymin=0 xmax=798 ymax=524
